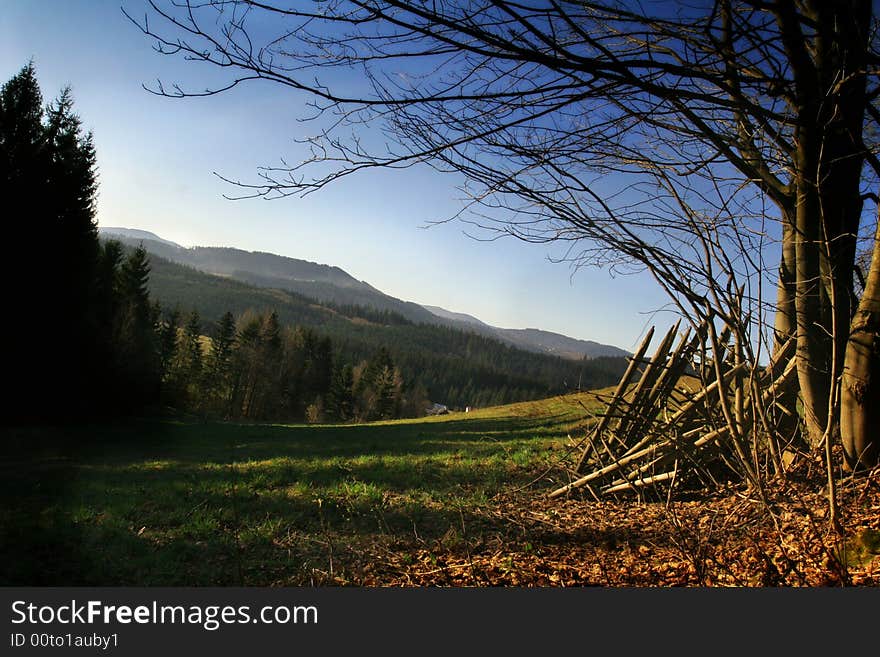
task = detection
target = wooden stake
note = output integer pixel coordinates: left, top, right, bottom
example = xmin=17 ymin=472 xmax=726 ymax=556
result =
xmin=574 ymin=326 xmax=656 ymax=473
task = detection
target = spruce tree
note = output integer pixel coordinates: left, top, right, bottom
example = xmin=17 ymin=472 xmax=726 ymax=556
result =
xmin=207 ymin=311 xmax=236 ymax=415
xmin=1 ymin=64 xmax=102 ymax=420
xmin=327 ymin=363 xmax=355 ymax=422
xmin=93 ymin=240 xmax=124 ymax=397
xmin=120 ymin=246 xmax=151 ymax=304
xmin=115 ymin=245 xmax=160 ymax=407
xmin=373 ymin=365 xmax=397 ymax=420
xmin=254 ymin=311 xmax=283 ymax=417
xmin=232 ymin=312 xmax=264 ymax=418
xmin=159 ymin=307 xmax=182 ymax=390
xmin=183 ymin=311 xmax=204 ymax=390
xmin=0 ymin=63 xmax=47 ymax=215
xmin=261 ymin=311 xmax=282 ymax=360
xmin=2 ymin=65 xmax=49 ymax=420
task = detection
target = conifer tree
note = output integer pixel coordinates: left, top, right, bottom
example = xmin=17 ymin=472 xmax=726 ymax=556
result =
xmin=327 ymin=363 xmax=355 ymax=422
xmin=1 ymin=64 xmax=102 ymax=419
xmin=233 ymin=312 xmax=264 ymax=418
xmin=182 ymin=311 xmax=204 ymax=401
xmin=254 ymin=311 xmax=283 ymax=417
xmin=261 ymin=310 xmax=282 ymax=357
xmin=115 ymin=245 xmax=160 ymax=406
xmin=93 ymin=240 xmax=124 ymax=397
xmin=159 ymin=307 xmax=182 ymax=388
xmin=0 ymin=63 xmax=47 ymax=222
xmin=120 ymin=246 xmax=151 ymax=304
xmin=374 ymin=364 xmax=398 ymax=420
xmin=207 ymin=311 xmax=236 ymax=415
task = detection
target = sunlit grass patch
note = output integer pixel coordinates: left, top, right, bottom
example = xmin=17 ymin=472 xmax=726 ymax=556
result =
xmin=1 ymin=391 xmax=601 ymax=585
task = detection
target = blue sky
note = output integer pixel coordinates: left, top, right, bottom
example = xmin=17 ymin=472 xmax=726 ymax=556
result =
xmin=2 ymin=0 xmax=668 ymax=351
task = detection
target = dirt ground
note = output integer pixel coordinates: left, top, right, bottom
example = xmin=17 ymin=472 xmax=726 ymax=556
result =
xmin=307 ymin=456 xmax=880 ymax=587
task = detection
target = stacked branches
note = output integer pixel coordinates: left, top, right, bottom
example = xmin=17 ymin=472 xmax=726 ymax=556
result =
xmin=550 ymin=318 xmax=798 ymax=500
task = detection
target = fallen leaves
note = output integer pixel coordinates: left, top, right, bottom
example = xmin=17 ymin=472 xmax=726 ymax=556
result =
xmin=267 ymin=467 xmax=880 ymax=587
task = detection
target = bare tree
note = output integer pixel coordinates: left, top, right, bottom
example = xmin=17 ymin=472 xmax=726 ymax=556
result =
xmin=129 ymin=0 xmax=880 ymax=470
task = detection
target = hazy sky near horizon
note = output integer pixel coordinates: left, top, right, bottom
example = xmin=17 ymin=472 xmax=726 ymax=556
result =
xmin=2 ymin=0 xmax=670 ymax=350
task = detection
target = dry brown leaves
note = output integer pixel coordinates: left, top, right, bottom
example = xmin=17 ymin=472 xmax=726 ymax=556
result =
xmin=279 ymin=462 xmax=880 ymax=587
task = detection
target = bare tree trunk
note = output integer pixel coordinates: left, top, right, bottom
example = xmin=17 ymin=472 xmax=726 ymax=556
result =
xmin=841 ymin=217 xmax=880 ymax=469
xmin=816 ymin=0 xmax=871 ymax=466
xmin=794 ymin=148 xmax=832 ymax=446
xmin=772 ymin=217 xmax=803 ymax=449
xmin=790 ymin=0 xmax=869 ymax=448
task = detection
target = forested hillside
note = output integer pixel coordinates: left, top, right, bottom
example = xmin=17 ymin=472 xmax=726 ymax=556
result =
xmin=100 ymin=231 xmax=445 ymax=324
xmin=100 ymin=228 xmax=630 ymax=360
xmin=140 ymin=249 xmax=628 ymax=410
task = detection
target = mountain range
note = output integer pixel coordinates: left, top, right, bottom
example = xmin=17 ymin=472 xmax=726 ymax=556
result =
xmin=98 ymin=226 xmax=628 ymax=360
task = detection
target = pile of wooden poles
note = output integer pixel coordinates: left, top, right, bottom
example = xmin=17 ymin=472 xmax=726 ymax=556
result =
xmin=549 ymin=319 xmax=797 ymax=500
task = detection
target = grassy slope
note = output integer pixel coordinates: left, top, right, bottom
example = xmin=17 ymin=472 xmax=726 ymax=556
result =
xmin=0 ymin=392 xmax=606 ymax=586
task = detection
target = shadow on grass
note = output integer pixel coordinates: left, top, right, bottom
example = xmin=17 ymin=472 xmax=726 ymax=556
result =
xmin=0 ymin=412 xmax=581 ymax=585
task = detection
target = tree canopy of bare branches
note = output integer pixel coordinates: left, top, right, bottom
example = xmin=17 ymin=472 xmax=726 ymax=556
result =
xmin=130 ymin=0 xmax=880 ymax=471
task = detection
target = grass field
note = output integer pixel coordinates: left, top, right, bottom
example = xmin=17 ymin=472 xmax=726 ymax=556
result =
xmin=6 ymin=389 xmax=878 ymax=587
xmin=0 ymin=393 xmax=605 ymax=586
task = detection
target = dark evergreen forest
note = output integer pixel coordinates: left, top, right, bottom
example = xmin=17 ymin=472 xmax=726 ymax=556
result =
xmin=2 ymin=63 xmax=161 ymax=421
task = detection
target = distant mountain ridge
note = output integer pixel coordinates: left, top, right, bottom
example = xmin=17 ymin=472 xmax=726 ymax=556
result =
xmin=494 ymin=327 xmax=629 ymax=360
xmin=420 ymin=305 xmax=489 ymax=328
xmin=99 ymin=227 xmax=443 ymax=325
xmin=101 ymin=226 xmax=373 ymax=291
xmin=98 ymin=226 xmax=629 ymax=360
xmin=100 ymin=227 xmax=182 ymax=248
xmin=418 ymin=305 xmax=628 ymax=359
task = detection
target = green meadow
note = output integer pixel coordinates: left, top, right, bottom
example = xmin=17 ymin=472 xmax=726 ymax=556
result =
xmin=0 ymin=393 xmax=604 ymax=586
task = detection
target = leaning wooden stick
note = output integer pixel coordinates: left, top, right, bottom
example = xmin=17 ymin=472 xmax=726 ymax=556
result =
xmin=574 ymin=326 xmax=656 ymax=473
